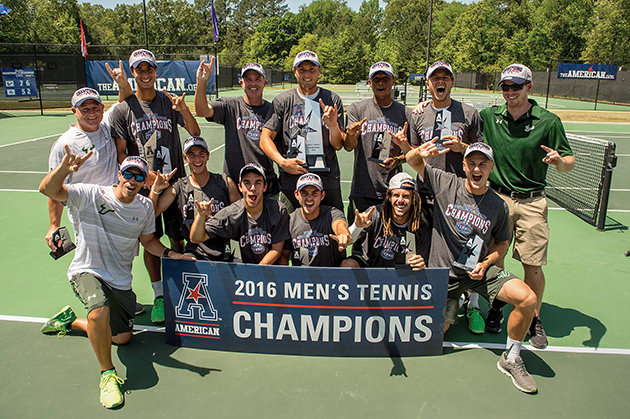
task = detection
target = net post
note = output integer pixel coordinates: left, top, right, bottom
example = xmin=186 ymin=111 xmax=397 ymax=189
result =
xmin=596 ymin=143 xmax=617 ymax=231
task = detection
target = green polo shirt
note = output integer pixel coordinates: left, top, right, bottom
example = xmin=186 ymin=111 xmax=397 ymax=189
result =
xmin=480 ymin=99 xmax=573 ymax=193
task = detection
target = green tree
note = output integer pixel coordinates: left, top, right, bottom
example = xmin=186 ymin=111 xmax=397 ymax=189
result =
xmin=582 ymin=0 xmax=630 ymax=63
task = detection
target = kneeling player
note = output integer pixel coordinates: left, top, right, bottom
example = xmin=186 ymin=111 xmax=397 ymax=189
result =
xmin=190 ymin=163 xmax=289 ymax=264
xmin=282 ymin=173 xmax=352 ymax=266
xmin=401 ymin=137 xmax=539 ymax=394
xmin=341 ymin=172 xmax=430 ymax=270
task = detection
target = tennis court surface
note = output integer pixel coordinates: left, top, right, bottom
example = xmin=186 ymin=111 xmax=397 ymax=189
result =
xmin=1 ymin=87 xmax=629 ymax=418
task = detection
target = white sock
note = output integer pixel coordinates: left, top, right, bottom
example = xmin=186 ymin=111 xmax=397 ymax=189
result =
xmin=151 ymin=280 xmax=163 ymax=299
xmin=467 ymin=292 xmax=479 ymax=309
xmin=506 ymin=337 xmax=523 ymax=362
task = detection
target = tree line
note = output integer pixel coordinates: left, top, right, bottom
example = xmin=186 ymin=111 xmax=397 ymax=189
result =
xmin=1 ymin=0 xmax=628 ymax=83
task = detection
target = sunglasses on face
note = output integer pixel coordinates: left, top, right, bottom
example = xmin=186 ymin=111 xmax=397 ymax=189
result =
xmin=121 ymin=170 xmax=146 ymax=182
xmin=500 ymin=83 xmax=526 ymax=92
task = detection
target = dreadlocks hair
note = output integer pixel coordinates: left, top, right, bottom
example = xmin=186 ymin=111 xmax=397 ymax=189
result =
xmin=382 ymin=187 xmax=424 ymax=237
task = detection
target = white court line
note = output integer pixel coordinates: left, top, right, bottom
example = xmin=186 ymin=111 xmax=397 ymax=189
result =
xmin=0 ymin=189 xmax=40 ymax=192
xmin=0 ymin=134 xmax=61 ymax=149
xmin=0 ymin=170 xmax=47 ymax=174
xmin=3 ymin=314 xmax=627 ymax=356
xmin=209 ymin=144 xmax=225 ymax=154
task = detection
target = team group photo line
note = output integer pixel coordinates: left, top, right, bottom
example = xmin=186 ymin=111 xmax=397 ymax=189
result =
xmin=38 ymin=47 xmax=574 ymax=408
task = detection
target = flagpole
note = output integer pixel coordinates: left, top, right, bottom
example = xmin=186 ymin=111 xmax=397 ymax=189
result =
xmin=142 ymin=0 xmax=148 ymax=49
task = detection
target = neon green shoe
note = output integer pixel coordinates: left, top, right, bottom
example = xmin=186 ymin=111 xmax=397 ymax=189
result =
xmin=99 ymin=369 xmax=125 ymax=409
xmin=151 ymin=297 xmax=165 ymax=324
xmin=40 ymin=305 xmax=76 ymax=337
xmin=466 ymin=304 xmax=486 ymax=335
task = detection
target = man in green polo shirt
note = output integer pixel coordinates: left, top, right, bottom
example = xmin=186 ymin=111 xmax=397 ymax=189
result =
xmin=480 ymin=64 xmax=574 ymax=349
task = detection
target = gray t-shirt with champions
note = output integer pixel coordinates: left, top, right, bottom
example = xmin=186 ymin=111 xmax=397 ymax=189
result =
xmin=422 ymin=165 xmax=510 ymax=281
xmin=206 ymin=96 xmax=279 ymax=196
xmin=263 ymin=88 xmax=344 ymax=191
xmin=286 ymin=205 xmax=346 ymax=267
xmin=346 ymin=99 xmax=417 ymax=200
xmin=205 ymin=197 xmax=290 ymax=264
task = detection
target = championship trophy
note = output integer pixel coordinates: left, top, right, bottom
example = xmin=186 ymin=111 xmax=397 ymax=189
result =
xmin=452 ymin=235 xmax=483 ymax=271
xmin=287 ymin=99 xmax=329 ymax=172
xmin=367 ymin=131 xmax=394 ymax=164
xmin=433 ymin=109 xmax=452 ymax=151
xmin=49 ymin=226 xmax=76 ymax=260
xmin=396 ymin=230 xmax=416 ymax=265
xmin=143 ymin=131 xmax=158 ymax=170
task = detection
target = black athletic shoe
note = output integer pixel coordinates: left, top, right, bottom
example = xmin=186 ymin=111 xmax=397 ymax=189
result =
xmin=485 ymin=307 xmax=504 ymax=333
xmin=135 ymin=302 xmax=145 ymax=316
xmin=528 ymin=316 xmax=548 ymax=349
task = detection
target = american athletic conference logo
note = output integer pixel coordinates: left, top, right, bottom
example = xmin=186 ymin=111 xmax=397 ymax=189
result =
xmin=174 ymin=273 xmax=220 ymax=338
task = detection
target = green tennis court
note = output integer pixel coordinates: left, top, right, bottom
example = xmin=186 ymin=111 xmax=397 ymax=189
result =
xmin=1 ymin=86 xmax=629 ymax=418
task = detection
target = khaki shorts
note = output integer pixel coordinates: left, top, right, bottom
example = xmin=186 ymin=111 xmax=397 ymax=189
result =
xmin=445 ymin=265 xmax=519 ymax=325
xmin=70 ymin=272 xmax=136 ymax=336
xmin=500 ymin=194 xmax=549 ymax=266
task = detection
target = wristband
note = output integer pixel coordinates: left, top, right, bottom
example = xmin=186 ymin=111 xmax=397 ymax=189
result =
xmin=151 ymin=186 xmax=163 ymax=195
xmin=163 ymin=248 xmax=172 ymax=258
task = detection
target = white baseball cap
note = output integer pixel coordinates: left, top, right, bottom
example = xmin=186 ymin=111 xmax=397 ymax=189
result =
xmin=296 ymin=173 xmax=323 ymax=191
xmin=369 ymin=61 xmax=395 ymax=79
xmin=120 ymin=156 xmax=149 ymax=178
xmin=129 ymin=49 xmax=157 ymax=69
xmin=241 ymin=62 xmax=266 ymax=78
xmin=427 ymin=61 xmax=454 ymax=78
xmin=500 ymin=64 xmax=532 ymax=85
xmin=293 ymin=50 xmax=321 ymax=68
xmin=463 ymin=142 xmax=494 ymax=162
xmin=71 ymin=87 xmax=102 ymax=107
xmin=388 ymin=172 xmax=416 ymax=190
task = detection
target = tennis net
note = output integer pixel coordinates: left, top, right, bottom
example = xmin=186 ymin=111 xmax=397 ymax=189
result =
xmin=545 ymin=134 xmax=617 ymax=230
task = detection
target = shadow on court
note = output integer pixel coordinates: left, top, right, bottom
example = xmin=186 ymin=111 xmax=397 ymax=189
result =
xmin=117 ymin=328 xmax=221 ymax=391
xmin=603 ymin=216 xmax=628 ymax=231
xmin=542 ymin=302 xmax=607 ymax=348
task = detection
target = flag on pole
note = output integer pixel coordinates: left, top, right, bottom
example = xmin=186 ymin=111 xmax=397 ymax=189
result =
xmin=211 ymin=0 xmax=219 ymax=42
xmin=0 ymin=3 xmax=11 ymax=16
xmin=80 ymin=19 xmax=88 ymax=58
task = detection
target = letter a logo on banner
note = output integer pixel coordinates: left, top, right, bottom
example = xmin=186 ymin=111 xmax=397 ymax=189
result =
xmin=176 ymin=273 xmax=219 ymax=321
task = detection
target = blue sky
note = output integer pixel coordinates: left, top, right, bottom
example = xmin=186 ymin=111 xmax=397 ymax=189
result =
xmin=82 ymin=0 xmax=475 ymax=14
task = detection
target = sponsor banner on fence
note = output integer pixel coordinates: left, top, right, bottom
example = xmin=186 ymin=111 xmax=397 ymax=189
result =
xmin=558 ymin=63 xmax=618 ymax=80
xmin=85 ymin=60 xmax=216 ymax=96
xmin=2 ymin=67 xmax=37 ymax=97
xmin=163 ymin=260 xmax=449 ymax=357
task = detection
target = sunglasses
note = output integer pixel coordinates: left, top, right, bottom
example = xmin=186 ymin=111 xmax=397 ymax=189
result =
xmin=500 ymin=83 xmax=526 ymax=92
xmin=121 ymin=170 xmax=147 ymax=182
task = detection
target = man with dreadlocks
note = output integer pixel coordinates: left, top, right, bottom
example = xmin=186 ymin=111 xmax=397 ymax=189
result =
xmin=341 ymin=172 xmax=430 ymax=269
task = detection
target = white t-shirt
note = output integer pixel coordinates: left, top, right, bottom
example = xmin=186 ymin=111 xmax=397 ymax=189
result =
xmin=66 ymin=184 xmax=155 ymax=290
xmin=48 ymin=106 xmax=120 ymax=232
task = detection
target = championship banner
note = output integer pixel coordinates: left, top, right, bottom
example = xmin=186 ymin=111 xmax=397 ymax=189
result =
xmin=85 ymin=60 xmax=217 ymax=96
xmin=162 ymin=260 xmax=449 ymax=357
xmin=557 ymin=63 xmax=618 ymax=80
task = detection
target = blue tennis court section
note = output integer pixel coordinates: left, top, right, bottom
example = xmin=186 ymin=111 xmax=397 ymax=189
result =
xmin=1 ymin=86 xmax=629 ymax=418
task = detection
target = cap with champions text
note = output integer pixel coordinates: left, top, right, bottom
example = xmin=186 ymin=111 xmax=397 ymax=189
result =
xmin=129 ymin=49 xmax=158 ymax=69
xmin=241 ymin=62 xmax=266 ymax=78
xmin=183 ymin=136 xmax=209 ymax=153
xmin=500 ymin=64 xmax=532 ymax=85
xmin=427 ymin=61 xmax=454 ymax=78
xmin=296 ymin=173 xmax=323 ymax=191
xmin=71 ymin=87 xmax=103 ymax=108
xmin=120 ymin=156 xmax=150 ymax=178
xmin=369 ymin=61 xmax=395 ymax=79
xmin=463 ymin=142 xmax=494 ymax=162
xmin=239 ymin=162 xmax=266 ymax=183
xmin=293 ymin=50 xmax=321 ymax=68
xmin=388 ymin=172 xmax=416 ymax=190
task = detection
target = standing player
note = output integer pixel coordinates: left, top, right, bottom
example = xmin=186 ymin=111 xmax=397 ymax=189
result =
xmin=149 ymin=136 xmax=241 ymax=260
xmin=194 ymin=59 xmax=279 ymax=196
xmin=344 ymin=61 xmax=416 ymax=225
xmin=46 ymin=65 xmax=132 ymax=251
xmin=111 ymin=49 xmax=201 ymax=324
xmin=411 ymin=60 xmax=485 ymax=334
xmin=402 ymin=137 xmax=539 ymax=394
xmin=260 ymin=50 xmax=345 ymax=211
xmin=341 ymin=172 xmax=430 ymax=270
xmin=480 ymin=64 xmax=574 ymax=348
xmin=190 ymin=163 xmax=289 ymax=264
xmin=282 ymin=173 xmax=352 ymax=266
xmin=39 ymin=152 xmax=193 ymax=408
